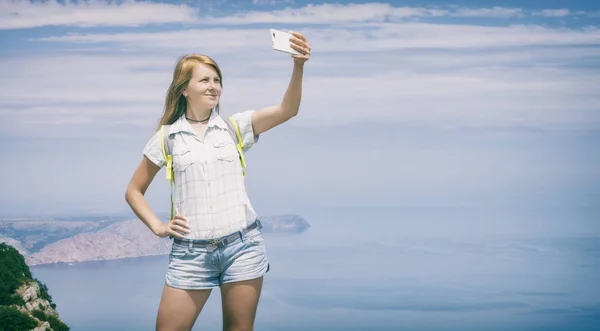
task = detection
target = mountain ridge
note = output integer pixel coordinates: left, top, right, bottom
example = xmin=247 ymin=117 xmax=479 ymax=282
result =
xmin=0 ymin=214 xmax=310 ymax=266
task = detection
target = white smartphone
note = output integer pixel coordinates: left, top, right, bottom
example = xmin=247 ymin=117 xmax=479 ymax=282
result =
xmin=270 ymin=29 xmax=301 ymax=56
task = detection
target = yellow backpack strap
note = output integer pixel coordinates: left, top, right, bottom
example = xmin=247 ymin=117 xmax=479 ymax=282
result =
xmin=224 ymin=116 xmax=247 ymax=176
xmin=160 ymin=125 xmax=175 ymax=220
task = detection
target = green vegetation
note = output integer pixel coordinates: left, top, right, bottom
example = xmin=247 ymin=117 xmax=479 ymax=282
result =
xmin=32 ymin=309 xmax=69 ymax=331
xmin=36 ymin=280 xmax=56 ymax=310
xmin=0 ymin=243 xmax=31 ymax=306
xmin=0 ymin=306 xmax=38 ymax=331
xmin=0 ymin=243 xmax=69 ymax=331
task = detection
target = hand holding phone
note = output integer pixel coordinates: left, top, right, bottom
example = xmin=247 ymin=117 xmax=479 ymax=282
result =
xmin=270 ymin=29 xmax=302 ymax=56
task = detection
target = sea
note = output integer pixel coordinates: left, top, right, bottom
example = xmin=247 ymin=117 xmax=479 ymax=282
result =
xmin=30 ymin=207 xmax=600 ymax=331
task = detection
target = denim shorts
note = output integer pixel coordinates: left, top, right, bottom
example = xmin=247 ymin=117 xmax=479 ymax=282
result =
xmin=165 ymin=222 xmax=270 ymax=290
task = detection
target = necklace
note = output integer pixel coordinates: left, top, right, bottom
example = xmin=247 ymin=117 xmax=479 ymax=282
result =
xmin=186 ymin=113 xmax=211 ymax=123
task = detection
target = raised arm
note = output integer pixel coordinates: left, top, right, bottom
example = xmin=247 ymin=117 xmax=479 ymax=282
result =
xmin=251 ymin=31 xmax=311 ymax=135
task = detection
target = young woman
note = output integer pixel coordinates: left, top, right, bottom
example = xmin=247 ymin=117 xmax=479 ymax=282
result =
xmin=125 ymin=32 xmax=311 ymax=331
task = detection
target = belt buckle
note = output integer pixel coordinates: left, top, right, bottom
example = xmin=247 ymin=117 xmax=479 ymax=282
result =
xmin=206 ymin=239 xmax=219 ymax=252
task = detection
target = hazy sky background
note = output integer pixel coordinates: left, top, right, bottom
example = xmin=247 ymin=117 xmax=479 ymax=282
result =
xmin=0 ymin=0 xmax=598 ymax=235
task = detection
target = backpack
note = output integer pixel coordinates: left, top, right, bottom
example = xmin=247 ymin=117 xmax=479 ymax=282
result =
xmin=160 ymin=115 xmax=247 ymax=220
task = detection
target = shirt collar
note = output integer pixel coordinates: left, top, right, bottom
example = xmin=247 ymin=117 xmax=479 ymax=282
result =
xmin=168 ymin=109 xmax=227 ymax=136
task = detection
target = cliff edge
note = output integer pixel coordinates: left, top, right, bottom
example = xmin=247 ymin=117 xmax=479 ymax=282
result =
xmin=0 ymin=243 xmax=69 ymax=331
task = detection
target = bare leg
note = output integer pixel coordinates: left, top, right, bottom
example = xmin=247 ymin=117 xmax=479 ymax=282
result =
xmin=221 ymin=277 xmax=264 ymax=331
xmin=156 ymin=283 xmax=212 ymax=331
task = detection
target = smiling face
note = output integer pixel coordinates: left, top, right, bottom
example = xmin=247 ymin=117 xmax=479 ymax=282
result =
xmin=182 ymin=62 xmax=222 ymax=112
xmin=158 ymin=54 xmax=224 ymax=128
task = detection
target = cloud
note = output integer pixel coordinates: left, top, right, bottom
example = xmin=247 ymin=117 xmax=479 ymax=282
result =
xmin=0 ymin=0 xmax=199 ymax=30
xmin=33 ymin=23 xmax=600 ymax=54
xmin=532 ymin=9 xmax=572 ymax=17
xmin=200 ymin=3 xmax=527 ymax=25
xmin=2 ymin=2 xmax=599 ymax=140
xmin=1 ymin=42 xmax=599 ymax=141
xmin=34 ymin=28 xmax=265 ymax=53
xmin=252 ymin=0 xmax=294 ymax=5
xmin=1 ymin=2 xmax=588 ymax=31
xmin=449 ymin=6 xmax=524 ymax=18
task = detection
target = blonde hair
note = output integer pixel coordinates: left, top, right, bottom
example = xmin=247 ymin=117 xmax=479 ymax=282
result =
xmin=156 ymin=54 xmax=223 ymax=130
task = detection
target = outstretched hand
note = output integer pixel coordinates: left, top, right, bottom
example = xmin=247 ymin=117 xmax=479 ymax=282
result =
xmin=289 ymin=31 xmax=311 ymax=65
xmin=155 ymin=214 xmax=190 ymax=238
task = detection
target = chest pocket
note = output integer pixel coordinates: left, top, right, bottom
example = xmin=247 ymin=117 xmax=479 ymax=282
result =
xmin=213 ymin=139 xmax=236 ymax=162
xmin=173 ymin=145 xmax=194 ymax=172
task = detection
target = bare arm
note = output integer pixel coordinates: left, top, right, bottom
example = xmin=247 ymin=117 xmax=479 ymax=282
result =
xmin=252 ymin=31 xmax=311 ymax=135
xmin=124 ymin=156 xmax=188 ymax=238
xmin=251 ymin=63 xmax=304 ymax=135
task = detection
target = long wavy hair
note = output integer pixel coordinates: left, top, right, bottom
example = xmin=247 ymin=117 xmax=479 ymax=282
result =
xmin=156 ymin=54 xmax=223 ymax=130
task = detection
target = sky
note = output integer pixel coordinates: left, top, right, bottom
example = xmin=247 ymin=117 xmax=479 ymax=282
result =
xmin=0 ymin=0 xmax=598 ymax=235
